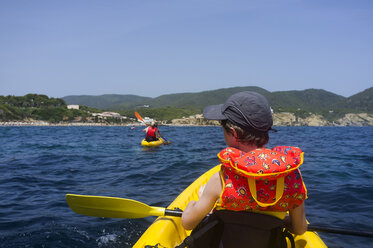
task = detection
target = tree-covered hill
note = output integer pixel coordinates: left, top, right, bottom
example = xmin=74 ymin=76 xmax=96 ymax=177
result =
xmin=2 ymin=86 xmax=372 ymax=123
xmin=112 ymin=86 xmax=270 ymax=111
xmin=0 ymin=94 xmax=99 ymax=122
xmin=267 ymin=89 xmax=346 ymax=112
xmin=62 ymin=86 xmax=373 ymax=116
xmin=146 ymin=86 xmax=270 ymax=110
xmin=62 ymin=94 xmax=151 ymax=109
xmin=343 ymin=87 xmax=373 ymax=113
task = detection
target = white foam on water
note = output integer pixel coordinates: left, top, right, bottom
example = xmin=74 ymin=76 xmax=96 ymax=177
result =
xmin=96 ymin=230 xmax=118 ymax=247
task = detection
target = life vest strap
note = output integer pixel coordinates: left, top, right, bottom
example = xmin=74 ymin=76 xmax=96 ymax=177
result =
xmin=248 ymin=177 xmax=285 ymax=207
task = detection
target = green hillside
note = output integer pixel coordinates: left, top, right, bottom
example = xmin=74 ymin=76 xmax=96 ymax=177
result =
xmin=136 ymin=86 xmax=269 ymax=110
xmin=0 ymin=94 xmax=98 ymax=122
xmin=267 ymin=89 xmax=345 ymax=112
xmin=2 ymin=86 xmax=372 ymax=123
xmin=344 ymin=87 xmax=373 ymax=113
xmin=62 ymin=94 xmax=151 ymax=109
xmin=62 ymin=86 xmax=373 ymax=116
xmin=64 ymin=86 xmax=270 ymax=110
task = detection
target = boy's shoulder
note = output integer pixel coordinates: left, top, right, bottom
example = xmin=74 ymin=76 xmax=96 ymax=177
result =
xmin=218 ymin=146 xmax=304 ymax=178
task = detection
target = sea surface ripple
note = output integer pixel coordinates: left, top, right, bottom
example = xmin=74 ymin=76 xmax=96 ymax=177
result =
xmin=0 ymin=126 xmax=372 ymax=247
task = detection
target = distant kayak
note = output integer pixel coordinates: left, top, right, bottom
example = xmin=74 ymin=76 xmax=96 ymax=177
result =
xmin=133 ymin=165 xmax=328 ymax=248
xmin=141 ymin=138 xmax=165 ymax=147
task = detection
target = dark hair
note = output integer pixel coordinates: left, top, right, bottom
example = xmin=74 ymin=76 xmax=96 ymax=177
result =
xmin=220 ymin=119 xmax=269 ymax=148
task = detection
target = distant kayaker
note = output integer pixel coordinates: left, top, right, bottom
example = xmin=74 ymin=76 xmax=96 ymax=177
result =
xmin=143 ymin=121 xmax=161 ymax=142
xmin=181 ymin=91 xmax=308 ymax=247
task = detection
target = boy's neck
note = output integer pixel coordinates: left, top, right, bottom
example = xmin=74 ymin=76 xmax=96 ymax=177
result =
xmin=233 ymin=143 xmax=262 ymax=153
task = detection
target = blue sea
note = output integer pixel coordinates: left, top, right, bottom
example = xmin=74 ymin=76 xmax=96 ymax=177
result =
xmin=0 ymin=126 xmax=372 ymax=248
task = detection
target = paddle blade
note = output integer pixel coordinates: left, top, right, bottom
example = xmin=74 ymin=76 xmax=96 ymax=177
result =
xmin=135 ymin=112 xmax=146 ymax=124
xmin=66 ymin=194 xmax=165 ymax=219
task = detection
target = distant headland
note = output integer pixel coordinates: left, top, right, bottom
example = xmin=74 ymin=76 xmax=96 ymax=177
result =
xmin=1 ymin=86 xmax=372 ymax=126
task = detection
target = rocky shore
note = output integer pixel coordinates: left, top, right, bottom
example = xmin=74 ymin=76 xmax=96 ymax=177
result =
xmin=1 ymin=113 xmax=373 ymax=127
xmin=170 ymin=113 xmax=373 ymax=126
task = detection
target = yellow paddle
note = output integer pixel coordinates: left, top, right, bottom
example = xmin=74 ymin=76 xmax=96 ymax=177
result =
xmin=66 ymin=194 xmax=373 ymax=238
xmin=65 ymin=194 xmax=182 ymax=219
xmin=134 ymin=112 xmax=170 ymax=145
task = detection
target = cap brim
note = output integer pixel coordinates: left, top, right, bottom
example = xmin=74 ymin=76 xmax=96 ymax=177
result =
xmin=203 ymin=104 xmax=226 ymax=120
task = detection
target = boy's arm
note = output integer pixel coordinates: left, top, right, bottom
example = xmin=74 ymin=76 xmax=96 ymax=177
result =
xmin=285 ymin=202 xmax=308 ymax=235
xmin=181 ymin=172 xmax=222 ymax=230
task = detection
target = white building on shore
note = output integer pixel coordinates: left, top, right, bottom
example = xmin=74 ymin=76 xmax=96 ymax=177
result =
xmin=139 ymin=116 xmax=154 ymax=124
xmin=67 ymin=105 xmax=80 ymax=110
xmin=92 ymin=112 xmax=128 ymax=120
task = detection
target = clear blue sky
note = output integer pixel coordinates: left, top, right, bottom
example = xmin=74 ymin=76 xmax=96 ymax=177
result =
xmin=1 ymin=0 xmax=372 ymax=98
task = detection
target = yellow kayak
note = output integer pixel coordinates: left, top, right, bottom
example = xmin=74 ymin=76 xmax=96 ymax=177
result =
xmin=134 ymin=165 xmax=327 ymax=248
xmin=141 ymin=138 xmax=165 ymax=147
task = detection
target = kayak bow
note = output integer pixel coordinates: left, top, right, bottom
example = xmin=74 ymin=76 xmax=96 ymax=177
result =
xmin=141 ymin=138 xmax=165 ymax=147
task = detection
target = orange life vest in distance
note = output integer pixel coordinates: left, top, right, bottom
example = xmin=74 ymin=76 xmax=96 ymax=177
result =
xmin=215 ymin=146 xmax=307 ymax=212
xmin=146 ymin=126 xmax=157 ymax=138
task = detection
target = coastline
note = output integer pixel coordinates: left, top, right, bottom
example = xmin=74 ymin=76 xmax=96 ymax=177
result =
xmin=0 ymin=121 xmax=217 ymax=127
xmin=1 ymin=121 xmax=373 ymax=127
xmin=0 ymin=121 xmax=136 ymax=127
xmin=1 ymin=112 xmax=373 ymax=127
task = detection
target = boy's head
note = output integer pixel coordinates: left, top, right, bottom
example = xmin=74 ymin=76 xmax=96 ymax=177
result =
xmin=203 ymin=91 xmax=273 ymax=147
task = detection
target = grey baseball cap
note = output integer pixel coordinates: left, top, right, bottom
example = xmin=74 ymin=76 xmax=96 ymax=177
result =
xmin=203 ymin=91 xmax=273 ymax=132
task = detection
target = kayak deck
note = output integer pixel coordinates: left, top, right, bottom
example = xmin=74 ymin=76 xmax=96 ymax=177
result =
xmin=134 ymin=165 xmax=327 ymax=248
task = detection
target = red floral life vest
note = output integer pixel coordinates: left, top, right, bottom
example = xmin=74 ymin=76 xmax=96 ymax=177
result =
xmin=146 ymin=126 xmax=157 ymax=138
xmin=215 ymin=146 xmax=307 ymax=212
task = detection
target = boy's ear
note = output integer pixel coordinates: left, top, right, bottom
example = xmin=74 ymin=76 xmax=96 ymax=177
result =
xmin=230 ymin=127 xmax=238 ymax=139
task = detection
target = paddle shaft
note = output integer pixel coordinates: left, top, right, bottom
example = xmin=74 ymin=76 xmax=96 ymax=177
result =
xmin=308 ymin=224 xmax=373 ymax=238
xmin=162 ymin=209 xmax=373 ymax=238
xmin=114 ymin=202 xmax=372 ymax=238
xmin=165 ymin=209 xmax=182 ymax=217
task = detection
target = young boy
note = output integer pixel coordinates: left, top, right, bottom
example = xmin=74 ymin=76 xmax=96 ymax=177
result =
xmin=181 ymin=91 xmax=308 ymax=244
xmin=143 ymin=121 xmax=161 ymax=142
